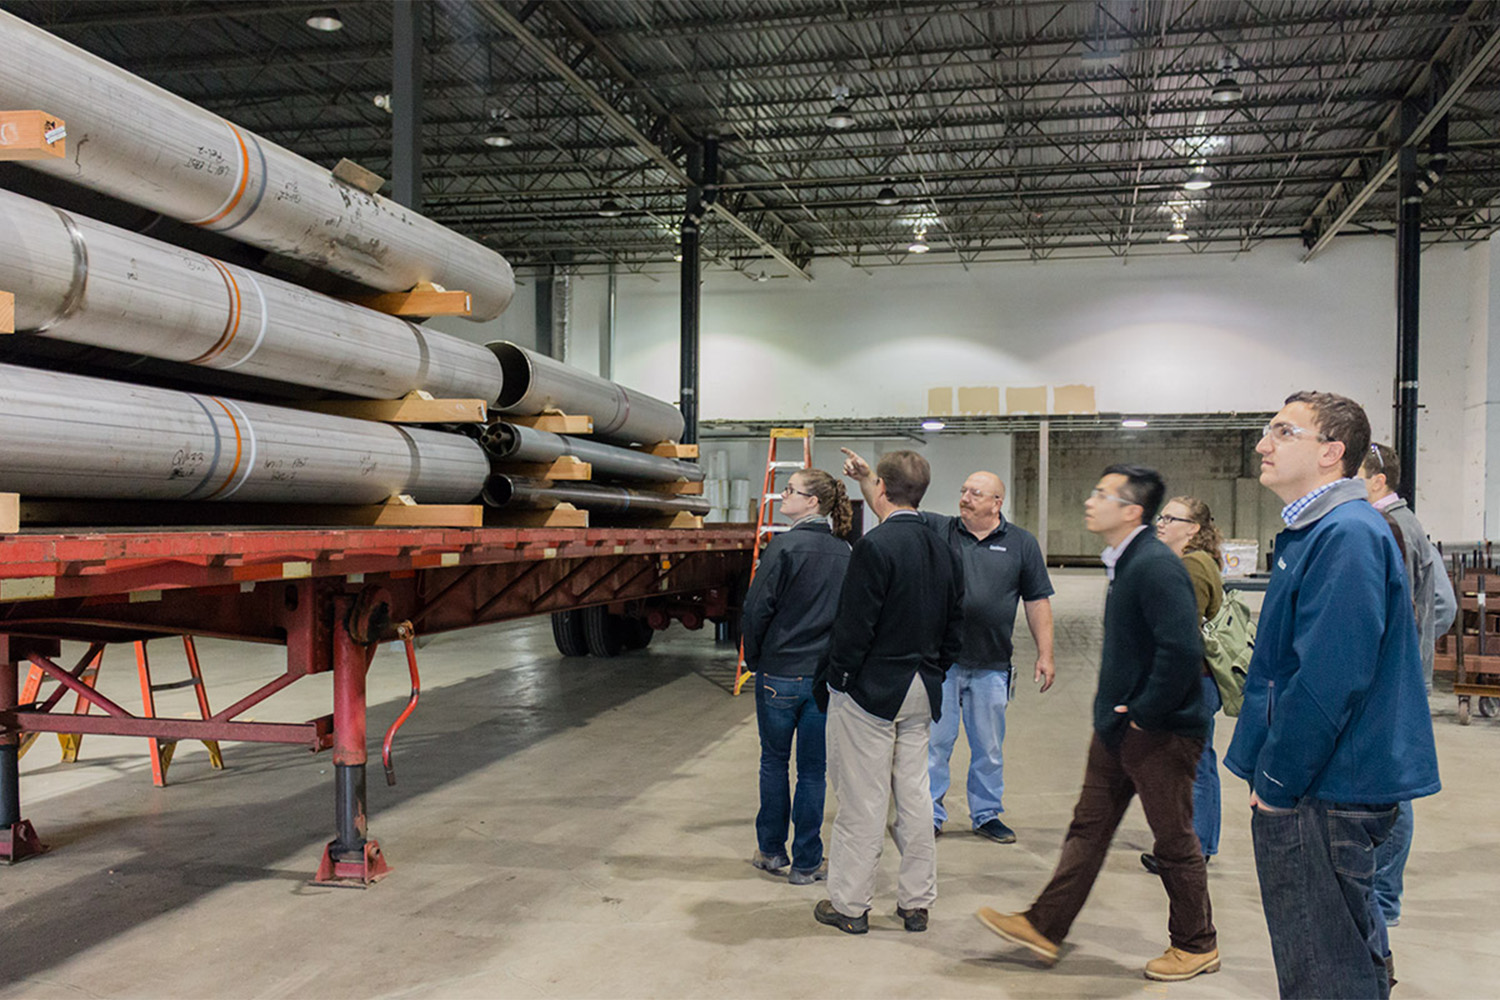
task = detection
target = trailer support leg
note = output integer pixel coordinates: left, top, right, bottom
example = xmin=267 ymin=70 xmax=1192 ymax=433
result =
xmin=314 ymin=599 xmax=389 ymax=886
xmin=0 ymin=651 xmax=46 ymax=863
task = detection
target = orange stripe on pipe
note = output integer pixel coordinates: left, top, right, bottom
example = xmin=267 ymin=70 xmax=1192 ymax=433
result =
xmin=188 ymin=260 xmax=243 ymax=365
xmin=191 ymin=124 xmax=252 ymax=227
xmin=202 ymin=397 xmax=245 ymax=500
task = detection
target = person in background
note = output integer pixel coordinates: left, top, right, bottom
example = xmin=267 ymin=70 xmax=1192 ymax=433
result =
xmin=812 ymin=451 xmax=964 ymax=935
xmin=1356 ymin=443 xmax=1458 ymax=986
xmin=1227 ymin=392 xmax=1440 ymax=1000
xmin=1141 ymin=496 xmax=1224 ymax=875
xmin=977 ymin=465 xmax=1218 ymax=983
xmin=839 ymin=449 xmax=1055 ymax=846
xmin=742 ymin=469 xmax=854 ymax=886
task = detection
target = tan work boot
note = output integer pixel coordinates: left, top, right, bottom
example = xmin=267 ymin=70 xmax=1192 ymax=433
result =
xmin=974 ymin=908 xmax=1060 ymax=965
xmin=1144 ymin=946 xmax=1221 ymax=982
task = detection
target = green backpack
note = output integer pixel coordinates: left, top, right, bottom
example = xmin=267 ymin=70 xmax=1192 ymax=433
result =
xmin=1202 ymin=589 xmax=1255 ymax=717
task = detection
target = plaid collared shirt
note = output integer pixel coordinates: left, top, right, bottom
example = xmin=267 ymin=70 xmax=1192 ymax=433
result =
xmin=1281 ymin=478 xmax=1350 ymax=527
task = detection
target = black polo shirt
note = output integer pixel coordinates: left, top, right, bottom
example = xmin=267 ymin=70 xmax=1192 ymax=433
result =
xmin=920 ymin=512 xmax=1054 ymax=670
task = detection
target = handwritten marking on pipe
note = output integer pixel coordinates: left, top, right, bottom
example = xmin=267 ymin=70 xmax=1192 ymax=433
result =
xmin=189 ymin=122 xmax=252 ymax=227
xmin=0 ymin=577 xmax=56 ymax=601
xmin=0 ymin=123 xmax=15 ymax=144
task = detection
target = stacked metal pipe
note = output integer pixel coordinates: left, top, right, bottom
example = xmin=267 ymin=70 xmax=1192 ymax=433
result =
xmin=479 ymin=422 xmax=703 ymax=484
xmin=0 ymin=188 xmax=503 ymax=401
xmin=489 ymin=342 xmax=685 ymax=446
xmin=483 ymin=477 xmax=710 ymax=517
xmin=0 ymin=10 xmax=514 ymax=321
xmin=0 ymin=365 xmax=488 ymax=503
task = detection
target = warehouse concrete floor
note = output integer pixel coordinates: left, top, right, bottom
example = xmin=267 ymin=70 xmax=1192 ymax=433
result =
xmin=2 ymin=571 xmax=1495 ymax=999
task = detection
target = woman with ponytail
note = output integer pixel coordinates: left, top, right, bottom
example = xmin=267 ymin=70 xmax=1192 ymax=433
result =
xmin=742 ymin=468 xmax=854 ymax=885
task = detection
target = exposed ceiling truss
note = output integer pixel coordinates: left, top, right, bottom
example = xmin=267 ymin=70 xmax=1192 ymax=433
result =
xmin=4 ymin=0 xmax=1499 ymax=277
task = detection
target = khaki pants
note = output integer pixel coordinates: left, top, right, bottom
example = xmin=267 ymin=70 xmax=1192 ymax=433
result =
xmin=826 ymin=676 xmax=936 ymax=916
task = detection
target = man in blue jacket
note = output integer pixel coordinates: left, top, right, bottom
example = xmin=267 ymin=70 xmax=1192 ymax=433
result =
xmin=1226 ymin=391 xmax=1440 ymax=1000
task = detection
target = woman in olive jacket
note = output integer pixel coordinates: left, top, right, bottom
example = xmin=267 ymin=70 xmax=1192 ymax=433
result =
xmin=741 ymin=469 xmax=853 ymax=885
xmin=1143 ymin=496 xmax=1224 ymax=873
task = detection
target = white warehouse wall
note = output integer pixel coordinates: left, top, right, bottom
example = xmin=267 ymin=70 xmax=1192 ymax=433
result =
xmin=474 ymin=235 xmax=1495 ymax=541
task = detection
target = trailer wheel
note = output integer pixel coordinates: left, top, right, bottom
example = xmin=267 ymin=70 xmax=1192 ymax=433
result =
xmin=582 ymin=605 xmax=624 ymax=657
xmin=551 ymin=610 xmax=588 ymax=657
xmin=620 ymin=616 xmax=654 ymax=651
xmin=1479 ymin=696 xmax=1498 ymax=719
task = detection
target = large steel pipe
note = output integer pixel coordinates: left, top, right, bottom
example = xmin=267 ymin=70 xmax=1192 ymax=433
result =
xmin=0 ymin=11 xmax=513 ymax=321
xmin=0 ymin=364 xmax=488 ymax=503
xmin=0 ymin=188 xmax=504 ymax=401
xmin=489 ymin=342 xmax=685 ymax=446
xmin=483 ymin=476 xmax=710 ymax=516
xmin=480 ymin=422 xmax=704 ymax=484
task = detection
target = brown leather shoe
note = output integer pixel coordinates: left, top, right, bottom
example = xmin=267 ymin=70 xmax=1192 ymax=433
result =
xmin=974 ymin=908 xmax=1059 ymax=965
xmin=1144 ymin=946 xmax=1221 ymax=982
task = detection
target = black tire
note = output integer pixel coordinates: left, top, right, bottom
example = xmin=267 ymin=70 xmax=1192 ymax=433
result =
xmin=620 ymin=616 xmax=654 ymax=651
xmin=1479 ymin=696 xmax=1498 ymax=719
xmin=582 ymin=605 xmax=625 ymax=657
xmin=551 ymin=610 xmax=588 ymax=657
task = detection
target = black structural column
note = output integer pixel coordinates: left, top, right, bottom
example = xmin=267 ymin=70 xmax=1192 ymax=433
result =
xmin=391 ymin=0 xmax=423 ymax=211
xmin=1395 ymin=99 xmax=1421 ymax=507
xmin=680 ymin=140 xmax=718 ymax=447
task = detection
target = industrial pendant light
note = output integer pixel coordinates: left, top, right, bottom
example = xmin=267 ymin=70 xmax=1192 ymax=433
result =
xmin=908 ymin=230 xmax=930 ymax=254
xmin=826 ymin=85 xmax=854 ymax=129
xmin=1183 ymin=162 xmax=1212 ymax=191
xmin=1166 ymin=217 xmax=1191 ymax=242
xmin=305 ymin=8 xmax=343 ymax=31
xmin=874 ymin=179 xmax=900 ymax=206
xmin=1210 ymin=58 xmax=1242 ymax=104
xmin=598 ymin=196 xmax=623 ymax=218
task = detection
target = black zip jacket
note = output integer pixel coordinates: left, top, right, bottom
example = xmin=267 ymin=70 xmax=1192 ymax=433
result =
xmin=815 ymin=512 xmax=964 ymax=721
xmin=741 ymin=519 xmax=852 ymax=677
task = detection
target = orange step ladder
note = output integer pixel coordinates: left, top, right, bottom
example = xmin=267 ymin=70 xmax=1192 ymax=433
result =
xmin=734 ymin=426 xmax=813 ymax=695
xmin=18 ymin=636 xmax=226 ymax=786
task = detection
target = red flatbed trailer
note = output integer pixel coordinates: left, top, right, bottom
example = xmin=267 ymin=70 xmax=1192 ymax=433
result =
xmin=0 ymin=524 xmax=755 ymax=882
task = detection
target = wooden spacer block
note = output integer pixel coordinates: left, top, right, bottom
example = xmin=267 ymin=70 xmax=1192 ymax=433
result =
xmin=508 ymin=456 xmax=591 ymax=481
xmin=662 ymin=511 xmax=704 ymax=529
xmin=0 ymin=111 xmax=66 ymax=161
xmin=0 ymin=493 xmax=17 ymax=534
xmin=508 ymin=412 xmax=594 ymax=435
xmin=489 ymin=503 xmax=589 ymax=528
xmin=642 ymin=480 xmax=704 ymax=495
xmin=331 ymin=157 xmax=385 ymax=194
xmin=296 ymin=392 xmax=488 ymax=424
xmin=355 ymin=283 xmax=473 ymax=317
xmin=0 ymin=290 xmax=13 ymax=334
xmin=649 ymin=443 xmax=698 ymax=459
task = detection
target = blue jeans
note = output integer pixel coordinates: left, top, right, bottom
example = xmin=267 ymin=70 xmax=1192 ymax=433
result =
xmin=755 ymin=673 xmax=827 ymax=873
xmin=1369 ymin=800 xmax=1414 ymax=958
xmin=1194 ymin=675 xmax=1222 ymax=857
xmin=1252 ymin=798 xmax=1398 ymax=999
xmin=929 ymin=665 xmax=1009 ymax=828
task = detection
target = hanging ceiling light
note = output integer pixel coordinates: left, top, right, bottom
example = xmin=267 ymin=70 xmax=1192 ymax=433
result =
xmin=826 ymin=85 xmax=854 ymax=129
xmin=1210 ymin=58 xmax=1243 ymax=104
xmin=482 ymin=110 xmax=514 ymax=148
xmin=921 ymin=419 xmax=946 ymax=431
xmin=305 ymin=8 xmax=343 ymax=31
xmin=1121 ymin=418 xmax=1149 ymax=429
xmin=1166 ymin=217 xmax=1191 ymax=243
xmin=874 ymin=180 xmax=900 ymax=206
xmin=598 ymin=196 xmax=623 ymax=218
xmin=372 ymin=93 xmax=392 ymax=114
xmin=907 ymin=230 xmax=930 ymax=254
xmin=1183 ymin=161 xmax=1212 ymax=191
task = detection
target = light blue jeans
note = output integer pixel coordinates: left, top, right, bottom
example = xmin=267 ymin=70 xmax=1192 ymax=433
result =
xmin=929 ymin=665 xmax=1009 ymax=829
xmin=1370 ymin=799 xmax=1414 ymax=959
xmin=1194 ymin=675 xmax=1222 ymax=857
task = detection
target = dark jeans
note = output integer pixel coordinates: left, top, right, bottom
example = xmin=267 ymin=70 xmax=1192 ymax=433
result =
xmin=1252 ymin=798 xmax=1398 ymax=999
xmin=755 ymin=673 xmax=827 ymax=872
xmin=1194 ymin=675 xmax=1222 ymax=857
xmin=1027 ymin=728 xmax=1215 ymax=953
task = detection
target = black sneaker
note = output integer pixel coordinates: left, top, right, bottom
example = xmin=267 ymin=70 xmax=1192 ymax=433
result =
xmin=896 ymin=905 xmax=929 ymax=932
xmin=814 ymin=899 xmax=868 ymax=934
xmin=975 ymin=818 xmax=1017 ymax=844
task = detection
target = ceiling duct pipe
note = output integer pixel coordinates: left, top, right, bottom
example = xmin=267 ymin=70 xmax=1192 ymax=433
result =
xmin=481 ymin=475 xmax=710 ymax=516
xmin=0 ymin=10 xmax=514 ymax=321
xmin=480 ymin=422 xmax=704 ymax=483
xmin=487 ymin=341 xmax=685 ymax=446
xmin=0 ymin=188 xmax=504 ymax=402
xmin=0 ymin=363 xmax=489 ymax=504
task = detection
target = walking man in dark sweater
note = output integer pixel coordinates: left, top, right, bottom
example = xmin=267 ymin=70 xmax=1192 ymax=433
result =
xmin=976 ymin=464 xmax=1218 ymax=982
